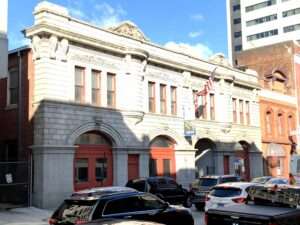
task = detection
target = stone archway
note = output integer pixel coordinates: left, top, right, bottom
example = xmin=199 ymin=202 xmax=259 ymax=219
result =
xmin=149 ymin=135 xmax=177 ymax=178
xmin=195 ymin=138 xmax=216 ymax=177
xmin=73 ymin=131 xmax=114 ymax=191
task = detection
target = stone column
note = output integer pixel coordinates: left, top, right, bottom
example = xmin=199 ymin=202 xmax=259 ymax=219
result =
xmin=139 ymin=151 xmax=150 ymax=178
xmin=32 ymin=145 xmax=76 ymax=209
xmin=113 ymin=148 xmax=128 ymax=186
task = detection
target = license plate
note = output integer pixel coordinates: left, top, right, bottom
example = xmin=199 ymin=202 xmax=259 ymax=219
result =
xmin=196 ymin=192 xmax=205 ymax=196
xmin=217 ymin=203 xmax=224 ymax=207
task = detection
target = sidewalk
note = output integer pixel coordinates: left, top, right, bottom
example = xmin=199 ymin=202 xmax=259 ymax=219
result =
xmin=0 ymin=207 xmax=52 ymax=225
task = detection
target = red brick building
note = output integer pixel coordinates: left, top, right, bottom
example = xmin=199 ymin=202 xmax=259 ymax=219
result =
xmin=0 ymin=47 xmax=34 ymax=206
xmin=237 ymin=41 xmax=300 ymax=177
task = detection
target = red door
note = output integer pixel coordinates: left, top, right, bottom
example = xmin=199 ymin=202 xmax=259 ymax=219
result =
xmin=128 ymin=154 xmax=139 ymax=181
xmin=150 ymin=147 xmax=176 ymax=178
xmin=74 ymin=145 xmax=113 ymax=191
xmin=224 ymin=155 xmax=230 ymax=175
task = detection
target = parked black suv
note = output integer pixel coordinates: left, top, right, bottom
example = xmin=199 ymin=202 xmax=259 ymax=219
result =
xmin=190 ymin=175 xmax=240 ymax=210
xmin=126 ymin=177 xmax=191 ymax=207
xmin=48 ymin=186 xmax=194 ymax=225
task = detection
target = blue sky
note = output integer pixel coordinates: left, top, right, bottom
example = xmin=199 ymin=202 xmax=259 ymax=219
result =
xmin=8 ymin=0 xmax=228 ymax=59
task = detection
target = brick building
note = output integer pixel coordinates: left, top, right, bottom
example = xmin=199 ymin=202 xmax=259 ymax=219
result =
xmin=0 ymin=1 xmax=263 ymax=208
xmin=237 ymin=41 xmax=300 ymax=177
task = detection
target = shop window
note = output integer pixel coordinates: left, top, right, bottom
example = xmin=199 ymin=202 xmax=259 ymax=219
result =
xmin=75 ymin=159 xmax=88 ymax=182
xmin=107 ymin=73 xmax=116 ymax=108
xmin=95 ymin=158 xmax=107 ymax=181
xmin=75 ymin=66 xmax=85 ymax=103
xmin=91 ymin=70 xmax=101 ymax=106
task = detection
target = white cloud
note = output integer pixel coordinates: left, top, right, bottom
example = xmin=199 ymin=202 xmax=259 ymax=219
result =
xmin=188 ymin=31 xmax=203 ymax=38
xmin=164 ymin=41 xmax=214 ymax=59
xmin=68 ymin=1 xmax=126 ymax=28
xmin=191 ymin=13 xmax=205 ymax=21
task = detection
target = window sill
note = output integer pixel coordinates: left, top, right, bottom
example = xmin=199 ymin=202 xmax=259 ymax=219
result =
xmin=5 ymin=104 xmax=18 ymax=110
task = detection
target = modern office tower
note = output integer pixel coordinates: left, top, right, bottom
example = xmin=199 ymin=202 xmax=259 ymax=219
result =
xmin=227 ymin=0 xmax=300 ymax=65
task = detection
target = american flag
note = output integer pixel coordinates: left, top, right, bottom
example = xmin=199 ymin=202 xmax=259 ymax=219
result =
xmin=194 ymin=67 xmax=217 ymax=111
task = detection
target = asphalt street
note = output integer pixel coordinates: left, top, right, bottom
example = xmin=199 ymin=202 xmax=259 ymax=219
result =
xmin=0 ymin=206 xmax=205 ymax=225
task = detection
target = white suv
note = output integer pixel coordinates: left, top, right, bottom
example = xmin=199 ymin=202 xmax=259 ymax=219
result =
xmin=205 ymin=182 xmax=254 ymax=211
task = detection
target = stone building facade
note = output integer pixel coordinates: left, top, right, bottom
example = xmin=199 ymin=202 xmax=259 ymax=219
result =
xmin=0 ymin=1 xmax=263 ymax=208
xmin=237 ymin=41 xmax=300 ymax=177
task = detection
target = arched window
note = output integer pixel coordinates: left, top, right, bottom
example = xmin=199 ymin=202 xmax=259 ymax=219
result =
xmin=288 ymin=114 xmax=295 ymax=135
xmin=75 ymin=131 xmax=112 ymax=146
xmin=150 ymin=136 xmax=175 ymax=148
xmin=265 ymin=110 xmax=273 ymax=135
xmin=277 ymin=112 xmax=285 ymax=137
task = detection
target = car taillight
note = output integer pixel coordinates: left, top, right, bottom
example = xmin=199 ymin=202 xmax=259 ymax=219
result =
xmin=48 ymin=218 xmax=57 ymax=225
xmin=75 ymin=219 xmax=88 ymax=224
xmin=232 ymin=197 xmax=246 ymax=203
xmin=204 ymin=212 xmax=208 ymax=225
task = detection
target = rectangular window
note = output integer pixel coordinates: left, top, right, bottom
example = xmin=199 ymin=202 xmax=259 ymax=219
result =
xmin=246 ymin=0 xmax=276 ymax=12
xmin=95 ymin=158 xmax=107 ymax=181
xmin=91 ymin=70 xmax=101 ymax=106
xmin=239 ymin=100 xmax=244 ymax=124
xmin=234 ymin=31 xmax=242 ymax=38
xmin=75 ymin=67 xmax=85 ymax=103
xmin=283 ymin=23 xmax=300 ymax=33
xmin=107 ymin=73 xmax=116 ymax=108
xmin=160 ymin=84 xmax=167 ymax=114
xmin=233 ymin=4 xmax=240 ymax=11
xmin=75 ymin=159 xmax=88 ymax=182
xmin=210 ymin=93 xmax=215 ymax=120
xmin=171 ymin=86 xmax=177 ymax=115
xmin=245 ymin=101 xmax=250 ymax=125
xmin=232 ymin=98 xmax=237 ymax=123
xmin=234 ymin=45 xmax=242 ymax=52
xmin=247 ymin=29 xmax=278 ymax=41
xmin=8 ymin=69 xmax=19 ymax=105
xmin=246 ymin=14 xmax=277 ymax=27
xmin=148 ymin=82 xmax=155 ymax=113
xmin=163 ymin=159 xmax=171 ymax=177
xmin=282 ymin=8 xmax=300 ymax=18
xmin=233 ymin=18 xmax=241 ymax=24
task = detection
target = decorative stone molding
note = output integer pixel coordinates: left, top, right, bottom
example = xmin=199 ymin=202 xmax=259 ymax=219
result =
xmin=110 ymin=21 xmax=149 ymax=42
xmin=49 ymin=35 xmax=58 ymax=59
xmin=32 ymin=35 xmax=41 ymax=60
xmin=182 ymin=71 xmax=191 ymax=88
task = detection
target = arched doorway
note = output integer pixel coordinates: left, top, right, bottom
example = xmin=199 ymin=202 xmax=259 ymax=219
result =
xmin=149 ymin=136 xmax=176 ymax=178
xmin=74 ymin=131 xmax=113 ymax=191
xmin=234 ymin=141 xmax=250 ymax=181
xmin=195 ymin=138 xmax=216 ymax=177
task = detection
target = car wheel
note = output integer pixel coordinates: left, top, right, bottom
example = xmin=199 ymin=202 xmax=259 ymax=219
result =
xmin=183 ymin=195 xmax=192 ymax=208
xmin=195 ymin=203 xmax=204 ymax=211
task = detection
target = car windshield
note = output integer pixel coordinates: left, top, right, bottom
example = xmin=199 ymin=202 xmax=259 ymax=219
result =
xmin=54 ymin=199 xmax=96 ymax=223
xmin=251 ymin=177 xmax=271 ymax=184
xmin=210 ymin=187 xmax=242 ymax=197
xmin=198 ymin=178 xmax=218 ymax=187
xmin=266 ymin=178 xmax=288 ymax=185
